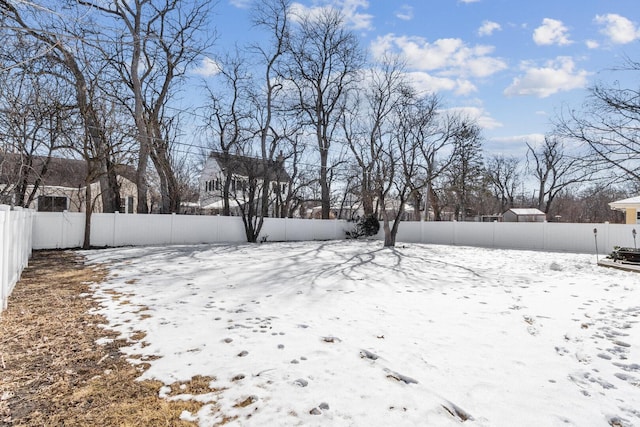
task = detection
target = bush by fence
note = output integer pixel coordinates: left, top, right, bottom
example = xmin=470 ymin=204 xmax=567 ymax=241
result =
xmin=1 ymin=205 xmax=34 ymax=313
xmin=31 ymin=211 xmax=638 ymax=255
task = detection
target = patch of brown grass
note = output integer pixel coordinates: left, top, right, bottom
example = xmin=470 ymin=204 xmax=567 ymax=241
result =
xmin=0 ymin=250 xmax=219 ymax=426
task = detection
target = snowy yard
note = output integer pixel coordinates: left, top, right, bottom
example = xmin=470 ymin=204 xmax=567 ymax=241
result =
xmin=83 ymin=241 xmax=640 ymax=427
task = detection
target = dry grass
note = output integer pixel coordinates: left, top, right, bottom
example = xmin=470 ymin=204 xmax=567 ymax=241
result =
xmin=0 ymin=250 xmax=221 ymax=426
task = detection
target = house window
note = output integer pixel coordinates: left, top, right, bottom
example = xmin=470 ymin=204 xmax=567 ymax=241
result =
xmin=215 ymin=179 xmax=220 ymax=191
xmin=205 ymin=180 xmax=217 ymax=192
xmin=38 ymin=195 xmax=67 ymax=212
xmin=272 ymin=182 xmax=286 ymax=194
xmin=118 ymin=196 xmax=135 ymax=213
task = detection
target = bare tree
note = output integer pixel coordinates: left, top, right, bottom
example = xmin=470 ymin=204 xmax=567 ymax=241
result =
xmin=485 ymin=154 xmax=522 ymax=213
xmin=201 ymin=0 xmax=296 ymax=241
xmin=1 ymin=0 xmax=122 ymax=214
xmin=343 ymin=57 xmax=407 ymax=219
xmin=286 ymin=7 xmax=364 ymax=219
xmin=79 ymin=0 xmax=213 ymax=213
xmin=526 ymin=135 xmax=592 ymax=216
xmin=0 ymin=57 xmax=75 ymax=207
xmin=412 ymin=99 xmax=461 ymax=221
xmin=201 ymin=51 xmax=253 ymax=216
xmin=377 ymin=98 xmax=422 ymax=246
xmin=277 ymin=132 xmax=310 ymax=218
xmin=248 ymin=0 xmax=291 ymax=231
xmin=444 ymin=122 xmax=484 ymax=221
xmin=555 ymin=57 xmax=640 ymax=187
xmin=347 ymin=71 xmax=429 ymax=246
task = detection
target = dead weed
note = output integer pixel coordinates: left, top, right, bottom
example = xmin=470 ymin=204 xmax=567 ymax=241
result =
xmin=0 ymin=250 xmax=218 ymax=426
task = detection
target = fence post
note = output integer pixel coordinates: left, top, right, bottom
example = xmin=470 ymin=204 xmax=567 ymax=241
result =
xmin=170 ymin=213 xmax=176 ymax=245
xmin=11 ymin=208 xmax=21 ymax=285
xmin=0 ymin=207 xmax=7 ymax=311
xmin=112 ymin=212 xmax=119 ymax=247
xmin=61 ymin=210 xmax=68 ymax=249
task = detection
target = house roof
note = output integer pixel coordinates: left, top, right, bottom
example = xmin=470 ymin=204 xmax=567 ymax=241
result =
xmin=505 ymin=208 xmax=546 ymax=216
xmin=209 ymin=152 xmax=290 ymax=182
xmin=0 ymin=153 xmax=136 ymax=188
xmin=609 ymin=196 xmax=640 ymax=211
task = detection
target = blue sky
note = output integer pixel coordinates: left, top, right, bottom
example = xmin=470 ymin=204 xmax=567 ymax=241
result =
xmin=193 ymin=0 xmax=640 ymax=157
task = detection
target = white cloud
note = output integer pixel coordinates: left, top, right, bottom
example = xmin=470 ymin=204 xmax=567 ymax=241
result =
xmin=585 ymin=39 xmax=599 ymax=49
xmin=371 ymin=34 xmax=507 ymax=79
xmin=478 ymin=20 xmax=501 ymax=37
xmin=445 ymin=106 xmax=503 ymax=130
xmin=395 ymin=5 xmax=413 ymax=21
xmin=491 ymin=133 xmax=545 ymax=145
xmin=290 ymin=0 xmax=373 ymax=31
xmin=191 ymin=57 xmax=221 ymax=77
xmin=229 ymin=0 xmax=251 ymax=8
xmin=504 ymin=57 xmax=589 ymax=98
xmin=459 ymin=0 xmax=480 ymax=3
xmin=488 ymin=133 xmax=545 ymax=154
xmin=406 ymin=71 xmax=458 ymax=93
xmin=533 ymin=18 xmax=572 ymax=46
xmin=405 ymin=71 xmax=477 ymax=96
xmin=595 ymin=13 xmax=640 ymax=44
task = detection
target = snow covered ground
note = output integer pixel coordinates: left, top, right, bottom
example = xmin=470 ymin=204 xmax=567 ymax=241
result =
xmin=83 ymin=241 xmax=640 ymax=427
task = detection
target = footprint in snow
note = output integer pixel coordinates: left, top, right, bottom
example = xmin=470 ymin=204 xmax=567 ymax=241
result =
xmin=384 ymin=369 xmax=418 ymax=384
xmin=360 ymin=349 xmax=379 ymax=360
xmin=309 ymin=402 xmax=330 ymax=415
xmin=294 ymin=378 xmax=308 ymax=387
xmin=614 ymin=372 xmax=640 ymax=385
xmin=613 ymin=362 xmax=640 ymax=372
xmin=441 ymin=401 xmax=473 ymax=422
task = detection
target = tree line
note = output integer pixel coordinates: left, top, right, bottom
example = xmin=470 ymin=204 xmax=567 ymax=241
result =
xmin=1 ymin=0 xmax=638 ymax=247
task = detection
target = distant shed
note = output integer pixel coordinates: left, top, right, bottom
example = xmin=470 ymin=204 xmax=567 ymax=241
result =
xmin=503 ymin=208 xmax=546 ymax=223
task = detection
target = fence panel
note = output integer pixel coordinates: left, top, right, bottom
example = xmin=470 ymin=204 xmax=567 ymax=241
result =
xmin=605 ymin=224 xmax=638 ymax=252
xmin=493 ymin=223 xmax=545 ymax=250
xmin=29 ymin=211 xmax=640 ymax=255
xmin=1 ymin=205 xmax=34 ymax=313
xmin=393 ymin=221 xmax=422 ymax=243
xmin=170 ymin=214 xmax=220 ymax=244
xmin=421 ymin=222 xmax=455 ymax=245
xmin=10 ymin=211 xmax=640 ymax=313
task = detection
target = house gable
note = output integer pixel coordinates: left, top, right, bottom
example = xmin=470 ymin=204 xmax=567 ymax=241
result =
xmin=0 ymin=153 xmax=138 ymax=213
xmin=199 ymin=152 xmax=291 ymax=214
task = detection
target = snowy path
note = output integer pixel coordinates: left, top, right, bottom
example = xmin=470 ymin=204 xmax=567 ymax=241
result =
xmin=84 ymin=241 xmax=640 ymax=426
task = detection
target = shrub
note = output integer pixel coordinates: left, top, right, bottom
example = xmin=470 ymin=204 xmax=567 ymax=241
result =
xmin=346 ymin=214 xmax=380 ymax=239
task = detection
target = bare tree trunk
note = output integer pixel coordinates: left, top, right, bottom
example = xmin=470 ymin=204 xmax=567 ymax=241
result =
xmin=319 ymin=150 xmax=330 ymax=218
xmin=83 ymin=180 xmax=92 ymax=249
xmin=136 ymin=143 xmax=149 ymax=213
xmin=382 ymin=216 xmax=394 ymax=247
xmin=362 ymin=172 xmax=374 ymax=216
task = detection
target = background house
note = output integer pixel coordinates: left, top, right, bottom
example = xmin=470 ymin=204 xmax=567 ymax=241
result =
xmin=199 ymin=152 xmax=290 ymax=216
xmin=0 ymin=153 xmax=138 ymax=213
xmin=503 ymin=208 xmax=546 ymax=222
xmin=609 ymin=196 xmax=640 ymax=224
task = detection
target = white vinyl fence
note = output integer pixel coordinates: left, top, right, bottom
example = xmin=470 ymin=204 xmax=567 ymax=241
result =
xmin=32 ymin=211 xmax=638 ymax=255
xmin=1 ymin=205 xmax=34 ymax=313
